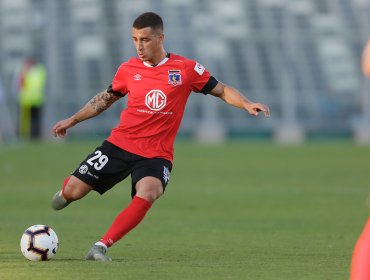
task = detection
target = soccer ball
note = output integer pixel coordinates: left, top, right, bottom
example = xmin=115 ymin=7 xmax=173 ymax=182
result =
xmin=20 ymin=225 xmax=59 ymax=261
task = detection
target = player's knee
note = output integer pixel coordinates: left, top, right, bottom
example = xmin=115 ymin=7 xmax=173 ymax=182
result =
xmin=136 ymin=183 xmax=163 ymax=203
xmin=143 ymin=189 xmax=162 ymax=203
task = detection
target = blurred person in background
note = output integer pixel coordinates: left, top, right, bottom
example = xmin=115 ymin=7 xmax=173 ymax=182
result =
xmin=17 ymin=58 xmax=47 ymax=140
xmin=349 ymin=38 xmax=370 ymax=280
xmin=362 ymin=39 xmax=370 ymax=77
xmin=51 ymin=12 xmax=270 ymax=261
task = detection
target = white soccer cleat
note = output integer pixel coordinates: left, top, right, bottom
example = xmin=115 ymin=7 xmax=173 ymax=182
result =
xmin=51 ymin=190 xmax=70 ymax=210
xmin=85 ymin=245 xmax=112 ymax=262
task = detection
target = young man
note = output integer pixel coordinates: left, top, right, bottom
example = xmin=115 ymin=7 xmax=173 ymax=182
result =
xmin=350 ymin=39 xmax=370 ymax=280
xmin=51 ymin=12 xmax=270 ymax=261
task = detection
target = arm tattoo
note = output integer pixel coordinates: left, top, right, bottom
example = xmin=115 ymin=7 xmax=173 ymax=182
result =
xmin=89 ymin=92 xmax=119 ymax=113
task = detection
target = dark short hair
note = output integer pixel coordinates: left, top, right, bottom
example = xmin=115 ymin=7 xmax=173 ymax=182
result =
xmin=133 ymin=12 xmax=163 ymax=32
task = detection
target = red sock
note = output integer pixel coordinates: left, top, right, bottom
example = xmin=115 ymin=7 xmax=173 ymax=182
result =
xmin=100 ymin=196 xmax=152 ymax=247
xmin=350 ymin=217 xmax=370 ymax=280
xmin=61 ymin=176 xmax=71 ymax=197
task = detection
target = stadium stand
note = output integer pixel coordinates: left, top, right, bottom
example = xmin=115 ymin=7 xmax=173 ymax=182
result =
xmin=0 ymin=0 xmax=369 ymax=140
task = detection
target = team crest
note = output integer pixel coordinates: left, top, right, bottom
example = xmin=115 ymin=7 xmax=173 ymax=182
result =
xmin=168 ymin=70 xmax=182 ymax=86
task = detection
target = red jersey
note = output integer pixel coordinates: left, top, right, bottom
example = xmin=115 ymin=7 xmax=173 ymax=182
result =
xmin=106 ymin=54 xmax=213 ymax=162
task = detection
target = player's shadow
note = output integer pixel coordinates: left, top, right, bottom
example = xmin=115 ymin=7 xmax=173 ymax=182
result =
xmin=53 ymin=257 xmax=126 ymax=262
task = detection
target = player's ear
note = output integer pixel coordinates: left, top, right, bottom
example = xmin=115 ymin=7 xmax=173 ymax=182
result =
xmin=158 ymin=32 xmax=165 ymax=43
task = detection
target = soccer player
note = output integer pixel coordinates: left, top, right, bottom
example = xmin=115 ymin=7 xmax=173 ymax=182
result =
xmin=350 ymin=39 xmax=370 ymax=280
xmin=51 ymin=12 xmax=270 ymax=261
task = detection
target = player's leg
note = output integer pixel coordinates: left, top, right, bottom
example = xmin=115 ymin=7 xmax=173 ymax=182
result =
xmin=350 ymin=217 xmax=370 ymax=280
xmin=135 ymin=176 xmax=164 ymax=202
xmin=86 ymin=158 xmax=172 ymax=261
xmin=51 ymin=175 xmax=92 ymax=210
xmin=52 ymin=141 xmax=126 ymax=211
xmin=100 ymin=176 xmax=163 ymax=245
xmin=86 ymin=176 xmax=162 ymax=262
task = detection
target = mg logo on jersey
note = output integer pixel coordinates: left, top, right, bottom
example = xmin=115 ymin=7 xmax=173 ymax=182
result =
xmin=145 ymin=90 xmax=167 ymax=111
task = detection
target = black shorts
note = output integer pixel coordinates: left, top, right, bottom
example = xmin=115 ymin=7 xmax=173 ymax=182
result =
xmin=72 ymin=141 xmax=172 ymax=197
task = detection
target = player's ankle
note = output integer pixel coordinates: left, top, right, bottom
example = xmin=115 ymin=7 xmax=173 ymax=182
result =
xmin=60 ymin=190 xmax=69 ymax=202
xmin=97 ymin=239 xmax=111 ymax=248
xmin=51 ymin=190 xmax=71 ymax=210
xmin=95 ymin=241 xmax=108 ymax=249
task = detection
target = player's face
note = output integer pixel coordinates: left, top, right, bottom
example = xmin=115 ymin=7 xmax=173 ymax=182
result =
xmin=132 ymin=27 xmax=164 ymax=65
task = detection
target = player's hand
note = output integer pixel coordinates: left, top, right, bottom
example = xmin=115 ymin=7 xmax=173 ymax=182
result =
xmin=52 ymin=118 xmax=76 ymax=138
xmin=246 ymin=103 xmax=270 ymax=117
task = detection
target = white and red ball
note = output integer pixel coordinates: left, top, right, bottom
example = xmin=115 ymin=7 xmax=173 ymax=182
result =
xmin=20 ymin=225 xmax=59 ymax=261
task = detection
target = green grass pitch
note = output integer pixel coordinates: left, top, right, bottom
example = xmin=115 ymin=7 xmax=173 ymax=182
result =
xmin=0 ymin=140 xmax=369 ymax=279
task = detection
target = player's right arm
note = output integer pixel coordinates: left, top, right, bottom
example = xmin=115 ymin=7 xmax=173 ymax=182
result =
xmin=362 ymin=39 xmax=370 ymax=78
xmin=53 ymin=90 xmax=122 ymax=138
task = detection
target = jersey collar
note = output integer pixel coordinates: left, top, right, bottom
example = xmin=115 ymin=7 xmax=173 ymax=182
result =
xmin=143 ymin=53 xmax=170 ymax=67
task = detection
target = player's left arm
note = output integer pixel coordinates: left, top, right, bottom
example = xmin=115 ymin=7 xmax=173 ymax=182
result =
xmin=53 ymin=90 xmax=122 ymax=138
xmin=209 ymin=82 xmax=270 ymax=117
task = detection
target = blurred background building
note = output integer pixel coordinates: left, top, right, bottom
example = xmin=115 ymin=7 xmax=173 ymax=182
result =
xmin=0 ymin=0 xmax=369 ymax=143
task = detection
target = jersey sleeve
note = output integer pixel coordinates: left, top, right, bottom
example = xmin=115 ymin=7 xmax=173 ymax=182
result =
xmin=110 ymin=63 xmax=128 ymax=95
xmin=187 ymin=60 xmax=213 ymax=93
